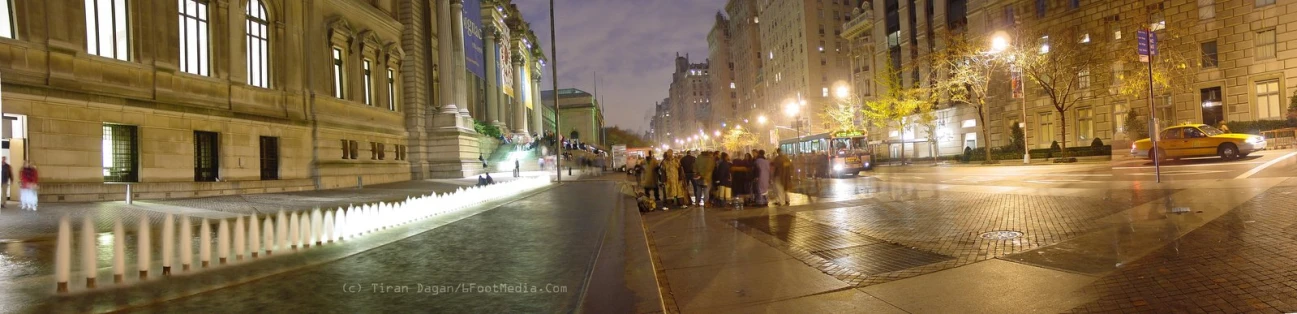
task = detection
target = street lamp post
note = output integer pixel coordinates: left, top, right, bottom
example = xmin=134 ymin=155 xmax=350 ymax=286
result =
xmin=992 ymin=31 xmax=1029 ymax=164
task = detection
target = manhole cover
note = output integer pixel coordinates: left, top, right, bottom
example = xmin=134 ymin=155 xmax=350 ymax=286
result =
xmin=979 ymin=231 xmax=1023 ymax=240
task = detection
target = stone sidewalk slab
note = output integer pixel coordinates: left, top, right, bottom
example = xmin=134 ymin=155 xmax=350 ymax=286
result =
xmin=859 ymin=259 xmax=1095 ymax=314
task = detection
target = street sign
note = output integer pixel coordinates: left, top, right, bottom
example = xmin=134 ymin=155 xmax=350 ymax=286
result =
xmin=1137 ymin=30 xmax=1157 ymax=62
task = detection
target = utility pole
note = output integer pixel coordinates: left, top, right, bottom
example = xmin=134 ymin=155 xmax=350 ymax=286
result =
xmin=550 ymin=0 xmax=561 ymax=182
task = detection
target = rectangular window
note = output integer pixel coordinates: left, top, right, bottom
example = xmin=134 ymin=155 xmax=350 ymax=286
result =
xmin=387 ymin=68 xmax=397 ymax=111
xmin=1038 ymin=112 xmax=1054 ymax=148
xmin=1256 ymin=0 xmax=1274 ymax=7
xmin=1198 ymin=0 xmax=1215 ymax=19
xmin=1114 ymin=103 xmax=1128 ymax=134
xmin=370 ymin=142 xmax=378 ymax=160
xmin=1077 ymin=107 xmax=1093 ymax=142
xmin=1201 ymin=41 xmax=1218 ymax=67
xmin=178 ymin=0 xmax=210 ymax=76
xmin=340 ymin=139 xmax=350 ymax=159
xmin=1257 ymin=30 xmax=1276 ymax=59
xmin=1069 ymin=0 xmax=1079 ymax=10
xmin=1079 ymin=68 xmax=1091 ymax=98
xmin=0 ymin=0 xmax=15 ymax=38
xmin=349 ymin=140 xmax=358 ymax=160
xmin=962 ymin=119 xmax=976 ymax=128
xmin=259 ymin=136 xmax=279 ymax=180
xmin=363 ymin=59 xmax=374 ymax=105
xmin=378 ymin=143 xmax=386 ymax=160
xmin=332 ymin=47 xmax=345 ymax=98
xmin=1035 ymin=0 xmax=1046 ymax=17
xmin=1256 ymin=80 xmax=1281 ymax=119
xmin=85 ymin=0 xmax=131 ymax=60
xmin=193 ymin=131 xmax=219 ymax=182
xmin=102 ymin=124 xmax=139 ymax=182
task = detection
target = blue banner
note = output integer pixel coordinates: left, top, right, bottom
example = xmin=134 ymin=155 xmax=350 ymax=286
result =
xmin=462 ymin=0 xmax=485 ymax=78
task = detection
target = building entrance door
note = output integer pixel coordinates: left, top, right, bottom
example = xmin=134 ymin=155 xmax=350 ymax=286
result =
xmin=1201 ymin=87 xmax=1224 ymax=126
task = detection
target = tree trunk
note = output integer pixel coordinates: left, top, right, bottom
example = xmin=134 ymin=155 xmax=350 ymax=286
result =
xmin=978 ymin=106 xmax=992 ymax=163
xmin=1058 ymin=110 xmax=1068 ymax=150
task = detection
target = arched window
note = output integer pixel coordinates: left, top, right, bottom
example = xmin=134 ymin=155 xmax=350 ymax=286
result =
xmin=85 ymin=0 xmax=130 ymax=60
xmin=178 ymin=0 xmax=210 ymax=75
xmin=246 ymin=0 xmax=270 ymax=88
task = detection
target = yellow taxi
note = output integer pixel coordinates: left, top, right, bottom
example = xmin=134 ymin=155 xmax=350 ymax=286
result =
xmin=1131 ymin=124 xmax=1266 ymax=161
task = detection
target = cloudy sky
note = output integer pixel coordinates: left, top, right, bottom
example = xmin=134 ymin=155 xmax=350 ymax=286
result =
xmin=514 ymin=0 xmax=729 ymax=134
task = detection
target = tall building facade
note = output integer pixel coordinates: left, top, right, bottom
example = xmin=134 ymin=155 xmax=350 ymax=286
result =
xmin=847 ymin=0 xmax=1297 ymax=160
xmin=708 ymin=12 xmax=737 ymax=134
xmin=725 ymin=0 xmax=764 ymax=135
xmin=541 ymin=89 xmax=604 ymax=146
xmin=658 ymin=54 xmax=711 ymax=147
xmin=0 ymin=0 xmax=546 ymax=202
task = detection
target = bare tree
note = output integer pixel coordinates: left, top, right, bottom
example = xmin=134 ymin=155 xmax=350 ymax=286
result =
xmin=929 ymin=32 xmax=1010 ymax=163
xmin=1016 ymin=28 xmax=1110 ymax=151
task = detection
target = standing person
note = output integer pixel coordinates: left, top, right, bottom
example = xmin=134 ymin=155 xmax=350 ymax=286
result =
xmin=19 ymin=162 xmax=38 ymax=211
xmin=730 ymin=153 xmax=752 ymax=204
xmin=693 ymin=151 xmax=715 ymax=207
xmin=479 ymin=154 xmax=487 ymax=169
xmin=662 ymin=150 xmax=687 ymax=208
xmin=514 ymin=159 xmax=521 ymax=177
xmin=639 ymin=151 xmax=660 ymax=202
xmin=754 ymin=150 xmax=771 ymax=207
xmin=771 ymin=148 xmax=794 ymax=206
xmin=680 ymin=151 xmax=697 ymax=205
xmin=715 ymin=153 xmax=733 ymax=206
xmin=0 ymin=157 xmax=9 ymax=208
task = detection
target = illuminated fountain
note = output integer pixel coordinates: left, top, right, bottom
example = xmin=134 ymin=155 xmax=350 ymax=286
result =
xmin=199 ymin=219 xmax=211 ymax=268
xmin=137 ymin=216 xmax=151 ymax=280
xmin=114 ymin=220 xmax=126 ymax=282
xmin=81 ymin=218 xmax=97 ymax=287
xmin=180 ymin=216 xmax=193 ymax=271
xmin=162 ymin=214 xmax=174 ymax=276
xmin=55 ymin=216 xmax=71 ymax=293
xmin=234 ymin=215 xmax=246 ymax=261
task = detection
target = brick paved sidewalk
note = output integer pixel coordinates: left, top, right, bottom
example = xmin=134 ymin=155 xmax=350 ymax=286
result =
xmin=0 ymin=177 xmax=530 ymax=242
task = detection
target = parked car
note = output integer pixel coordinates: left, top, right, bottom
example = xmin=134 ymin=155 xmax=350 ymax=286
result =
xmin=1131 ymin=124 xmax=1266 ymax=161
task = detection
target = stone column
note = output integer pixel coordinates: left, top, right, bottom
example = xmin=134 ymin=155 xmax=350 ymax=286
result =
xmin=437 ymin=0 xmax=460 ymax=117
xmin=532 ymin=75 xmax=544 ymax=136
xmin=450 ymin=0 xmax=470 ymax=118
xmin=483 ymin=27 xmax=502 ymax=125
xmin=512 ymin=58 xmax=529 ymax=134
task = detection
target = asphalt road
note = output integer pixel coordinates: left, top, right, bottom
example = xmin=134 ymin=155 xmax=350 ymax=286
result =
xmin=1111 ymin=148 xmax=1297 ymax=181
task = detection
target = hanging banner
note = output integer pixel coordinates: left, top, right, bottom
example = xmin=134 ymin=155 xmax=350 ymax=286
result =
xmin=462 ymin=0 xmax=485 ymax=78
xmin=1010 ymin=66 xmax=1024 ymax=99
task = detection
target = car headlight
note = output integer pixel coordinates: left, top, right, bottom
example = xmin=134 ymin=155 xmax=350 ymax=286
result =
xmin=833 ymin=164 xmax=844 ymax=171
xmin=1247 ymin=136 xmax=1265 ymax=144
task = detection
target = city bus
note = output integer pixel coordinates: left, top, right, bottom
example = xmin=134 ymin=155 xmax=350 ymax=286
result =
xmin=779 ymin=131 xmax=874 ymax=177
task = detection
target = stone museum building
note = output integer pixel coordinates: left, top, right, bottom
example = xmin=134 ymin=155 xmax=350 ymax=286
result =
xmin=0 ymin=0 xmax=546 ymax=202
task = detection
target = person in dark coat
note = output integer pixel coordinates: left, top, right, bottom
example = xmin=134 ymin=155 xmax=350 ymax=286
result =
xmin=714 ymin=152 xmax=733 ymax=206
xmin=1 ymin=157 xmax=10 ymax=208
xmin=680 ymin=151 xmax=697 ymax=205
xmin=730 ymin=153 xmax=752 ymax=201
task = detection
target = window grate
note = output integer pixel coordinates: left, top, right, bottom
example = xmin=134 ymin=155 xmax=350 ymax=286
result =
xmin=260 ymin=136 xmax=279 ymax=180
xmin=103 ymin=124 xmax=139 ymax=182
xmin=194 ymin=131 xmax=219 ymax=182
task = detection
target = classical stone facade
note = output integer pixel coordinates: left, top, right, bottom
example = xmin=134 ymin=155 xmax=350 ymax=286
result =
xmin=0 ymin=0 xmax=546 ymax=202
xmin=541 ymin=89 xmax=604 ymax=147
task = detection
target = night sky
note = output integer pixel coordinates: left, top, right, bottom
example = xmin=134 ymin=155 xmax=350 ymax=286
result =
xmin=515 ymin=0 xmax=729 ymax=134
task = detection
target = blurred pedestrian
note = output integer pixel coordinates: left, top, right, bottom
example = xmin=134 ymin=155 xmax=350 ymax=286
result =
xmin=639 ymin=151 xmax=660 ymax=202
xmin=715 ymin=152 xmax=732 ymax=205
xmin=771 ymin=148 xmax=793 ymax=206
xmin=19 ymin=162 xmax=37 ymax=211
xmin=693 ymin=151 xmax=715 ymax=206
xmin=662 ymin=150 xmax=687 ymax=208
xmin=0 ymin=157 xmax=9 ymax=209
xmin=680 ymin=151 xmax=697 ymax=205
xmin=754 ymin=150 xmax=771 ymax=207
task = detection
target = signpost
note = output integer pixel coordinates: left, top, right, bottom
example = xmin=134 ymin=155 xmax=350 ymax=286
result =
xmin=1138 ymin=29 xmax=1161 ymax=183
xmin=1011 ymin=65 xmax=1028 ymax=164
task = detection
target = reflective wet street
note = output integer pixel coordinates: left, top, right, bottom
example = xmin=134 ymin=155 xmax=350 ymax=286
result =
xmin=5 ymin=164 xmax=1297 ymax=313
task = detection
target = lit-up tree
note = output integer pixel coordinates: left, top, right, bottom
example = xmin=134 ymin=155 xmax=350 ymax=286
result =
xmin=929 ymin=31 xmax=1007 ymax=163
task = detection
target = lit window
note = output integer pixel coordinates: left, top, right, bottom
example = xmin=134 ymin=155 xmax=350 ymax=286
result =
xmin=1198 ymin=0 xmax=1215 ymax=19
xmin=729 ymin=82 xmax=735 ymax=89
xmin=85 ymin=0 xmax=131 ymax=60
xmin=331 ymin=47 xmax=345 ymax=98
xmin=0 ymin=0 xmax=14 ymax=38
xmin=1040 ymin=36 xmax=1050 ymax=54
xmin=178 ymin=0 xmax=210 ymax=75
xmin=1256 ymin=80 xmax=1281 ymax=119
xmin=822 ymin=87 xmax=828 ymax=97
xmin=962 ymin=119 xmax=976 ymax=128
xmin=1257 ymin=29 xmax=1276 ymax=59
xmin=103 ymin=124 xmax=139 ymax=182
xmin=1077 ymin=108 xmax=1093 ymax=141
xmin=246 ymin=0 xmax=270 ymax=88
xmin=1080 ymin=33 xmax=1090 ymax=43
xmin=383 ymin=68 xmax=394 ymax=111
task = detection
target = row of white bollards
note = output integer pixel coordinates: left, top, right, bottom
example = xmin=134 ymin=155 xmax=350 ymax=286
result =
xmin=53 ymin=177 xmax=550 ymax=293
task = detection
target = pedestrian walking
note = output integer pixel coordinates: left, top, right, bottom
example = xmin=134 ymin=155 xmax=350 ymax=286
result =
xmin=662 ymin=150 xmax=687 ymax=208
xmin=771 ymin=148 xmax=793 ymax=206
xmin=19 ymin=162 xmax=38 ymax=211
xmin=754 ymin=150 xmax=771 ymax=207
xmin=514 ymin=159 xmax=521 ymax=177
xmin=715 ymin=153 xmax=733 ymax=206
xmin=680 ymin=151 xmax=697 ymax=205
xmin=0 ymin=157 xmax=10 ymax=209
xmin=693 ymin=151 xmax=715 ymax=206
xmin=639 ymin=151 xmax=660 ymax=202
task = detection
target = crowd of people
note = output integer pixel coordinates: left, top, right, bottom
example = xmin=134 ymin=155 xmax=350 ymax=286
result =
xmin=633 ymin=148 xmax=795 ymax=209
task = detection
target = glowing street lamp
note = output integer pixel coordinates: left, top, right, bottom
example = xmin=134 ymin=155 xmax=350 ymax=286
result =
xmin=758 ymin=115 xmax=768 ymax=124
xmin=833 ymin=84 xmax=850 ymax=100
xmin=989 ymin=31 xmax=1010 ymax=54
